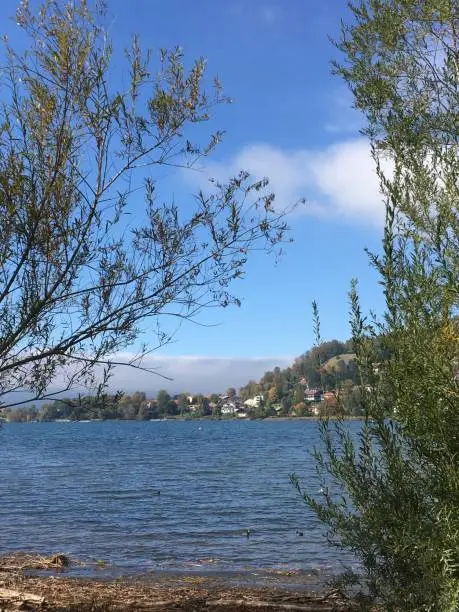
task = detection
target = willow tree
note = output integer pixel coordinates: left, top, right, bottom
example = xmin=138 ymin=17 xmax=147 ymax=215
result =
xmin=0 ymin=1 xmax=291 ymax=407
xmin=293 ymin=1 xmax=459 ymax=610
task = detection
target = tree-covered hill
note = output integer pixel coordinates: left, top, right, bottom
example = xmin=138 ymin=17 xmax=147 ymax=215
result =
xmin=239 ymin=339 xmax=363 ymax=416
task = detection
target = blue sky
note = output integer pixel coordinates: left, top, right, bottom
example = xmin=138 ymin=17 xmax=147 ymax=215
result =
xmin=2 ymin=1 xmax=388 ymax=394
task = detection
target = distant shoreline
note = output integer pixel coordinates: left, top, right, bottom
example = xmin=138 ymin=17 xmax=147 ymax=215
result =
xmin=2 ymin=415 xmax=364 ymax=423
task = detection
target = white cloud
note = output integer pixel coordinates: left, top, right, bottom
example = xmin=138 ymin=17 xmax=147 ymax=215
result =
xmin=308 ymin=139 xmax=391 ymax=222
xmin=189 ymin=138 xmax=392 ymax=227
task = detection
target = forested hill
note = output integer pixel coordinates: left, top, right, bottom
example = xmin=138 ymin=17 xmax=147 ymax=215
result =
xmin=239 ymin=339 xmax=361 ymax=414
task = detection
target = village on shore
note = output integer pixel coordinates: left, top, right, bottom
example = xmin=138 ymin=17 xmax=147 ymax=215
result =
xmin=1 ymin=340 xmax=368 ymax=423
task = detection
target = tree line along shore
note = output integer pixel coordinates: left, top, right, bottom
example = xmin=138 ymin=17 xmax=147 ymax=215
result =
xmin=1 ymin=339 xmax=375 ymax=423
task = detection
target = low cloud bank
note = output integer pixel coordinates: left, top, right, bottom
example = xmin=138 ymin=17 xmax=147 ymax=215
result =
xmin=108 ymin=354 xmax=292 ymax=396
xmin=4 ymin=355 xmax=293 ymax=406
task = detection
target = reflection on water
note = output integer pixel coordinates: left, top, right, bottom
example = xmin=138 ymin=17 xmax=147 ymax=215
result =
xmin=0 ymin=420 xmax=356 ymax=577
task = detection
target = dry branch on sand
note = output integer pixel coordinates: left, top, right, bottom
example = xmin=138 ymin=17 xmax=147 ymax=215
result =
xmin=0 ymin=586 xmax=45 ymax=606
xmin=0 ymin=553 xmax=71 ymax=572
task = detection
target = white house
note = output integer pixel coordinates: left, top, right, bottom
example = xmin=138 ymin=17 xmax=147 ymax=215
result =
xmin=244 ymin=395 xmax=263 ymax=409
xmin=221 ymin=402 xmax=237 ymax=415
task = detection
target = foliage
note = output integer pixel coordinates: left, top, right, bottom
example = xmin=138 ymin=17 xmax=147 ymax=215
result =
xmin=0 ymin=0 xmax=292 ymax=408
xmin=176 ymin=393 xmax=189 ymax=415
xmin=293 ymin=402 xmax=307 ymax=416
xmin=39 ymin=392 xmax=125 ymax=420
xmin=293 ymin=1 xmax=459 ymax=610
xmin=226 ymin=387 xmax=237 ymax=399
xmin=9 ymin=388 xmax=177 ymax=421
xmin=156 ymin=389 xmax=172 ymax=416
xmin=239 ymin=339 xmax=364 ymax=416
xmin=1 ymin=405 xmax=38 ymax=422
xmin=10 ymin=387 xmax=228 ymax=421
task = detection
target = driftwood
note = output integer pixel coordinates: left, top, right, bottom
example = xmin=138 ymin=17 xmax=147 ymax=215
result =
xmin=0 ymin=553 xmax=71 ymax=572
xmin=205 ymin=599 xmax=343 ymax=610
xmin=204 ymin=588 xmax=349 ymax=610
xmin=0 ymin=587 xmax=45 ymax=605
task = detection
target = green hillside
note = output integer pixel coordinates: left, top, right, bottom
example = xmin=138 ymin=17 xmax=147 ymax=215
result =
xmin=239 ymin=340 xmax=363 ymax=417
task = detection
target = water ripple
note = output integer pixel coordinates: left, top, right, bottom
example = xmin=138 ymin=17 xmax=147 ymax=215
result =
xmin=0 ymin=420 xmax=356 ymax=576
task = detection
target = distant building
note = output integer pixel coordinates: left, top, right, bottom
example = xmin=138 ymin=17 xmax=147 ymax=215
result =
xmin=221 ymin=402 xmax=237 ymax=415
xmin=244 ymin=395 xmax=263 ymax=409
xmin=304 ymin=389 xmax=323 ymax=403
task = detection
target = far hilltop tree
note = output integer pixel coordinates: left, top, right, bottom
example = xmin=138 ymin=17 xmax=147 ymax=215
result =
xmin=156 ymin=390 xmax=171 ymax=416
xmin=209 ymin=393 xmax=220 ymax=405
xmin=226 ymin=387 xmax=237 ymax=399
xmin=131 ymin=392 xmax=146 ymax=409
xmin=293 ymin=385 xmax=304 ymax=405
xmin=267 ymin=386 xmax=278 ymax=403
xmin=0 ymin=0 xmax=292 ymax=408
xmin=198 ymin=396 xmax=211 ymax=416
xmin=191 ymin=394 xmax=210 ymax=416
xmin=176 ymin=394 xmax=189 ymax=416
xmin=137 ymin=402 xmax=151 ymax=421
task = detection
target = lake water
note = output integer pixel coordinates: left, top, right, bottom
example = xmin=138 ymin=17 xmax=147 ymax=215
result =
xmin=0 ymin=420 xmax=356 ymax=580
